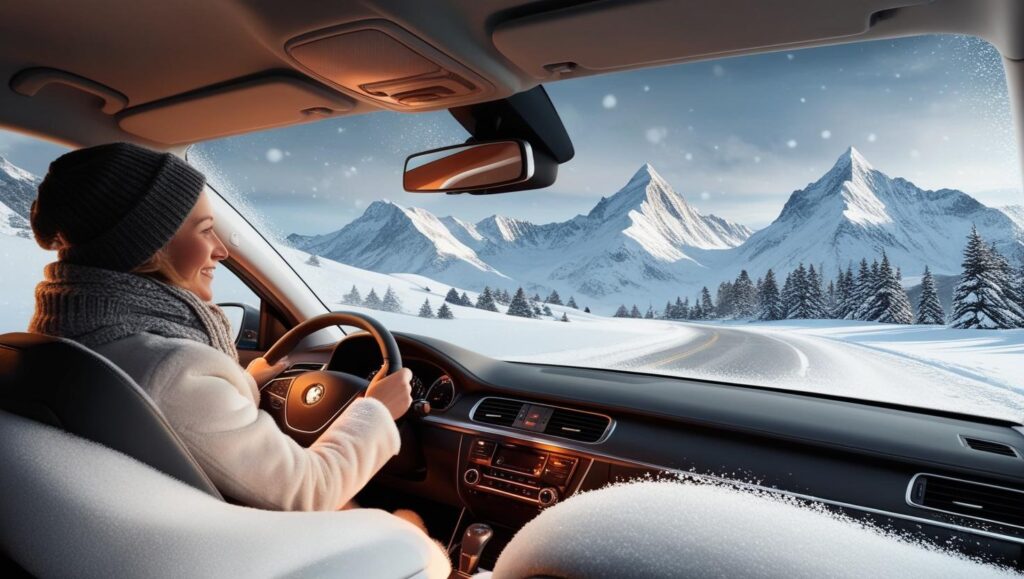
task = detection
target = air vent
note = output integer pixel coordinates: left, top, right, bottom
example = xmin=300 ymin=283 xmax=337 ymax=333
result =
xmin=908 ymin=474 xmax=1024 ymax=529
xmin=544 ymin=408 xmax=610 ymax=443
xmin=962 ymin=437 xmax=1020 ymax=458
xmin=473 ymin=399 xmax=525 ymax=427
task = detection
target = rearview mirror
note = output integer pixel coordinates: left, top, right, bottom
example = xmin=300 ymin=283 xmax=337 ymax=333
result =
xmin=403 ymin=140 xmax=535 ymax=193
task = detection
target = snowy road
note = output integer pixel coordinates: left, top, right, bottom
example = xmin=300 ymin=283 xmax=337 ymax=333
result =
xmin=614 ymin=322 xmax=1024 ymax=422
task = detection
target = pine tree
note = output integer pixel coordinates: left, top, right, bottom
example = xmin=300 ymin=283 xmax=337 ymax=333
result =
xmin=671 ymin=297 xmax=685 ymax=319
xmin=305 ymin=254 xmax=321 ymax=267
xmin=951 ymin=227 xmax=1024 ymax=329
xmin=733 ymin=270 xmax=757 ymax=318
xmin=629 ymin=305 xmax=641 ymax=318
xmin=614 ymin=305 xmax=630 ymax=318
xmin=915 ymin=266 xmax=945 ymax=325
xmin=381 ymin=286 xmax=402 ymax=313
xmin=475 ymin=287 xmax=499 ymax=312
xmin=533 ymin=304 xmax=543 ymax=316
xmin=644 ymin=306 xmax=654 ymax=319
xmin=846 ymin=259 xmax=872 ymax=320
xmin=826 ymin=280 xmax=836 ymax=317
xmin=859 ymin=253 xmax=913 ymax=324
xmin=758 ymin=268 xmax=783 ymax=321
xmin=506 ymin=288 xmax=535 ymax=318
xmin=460 ymin=292 xmax=472 ymax=307
xmin=560 ymin=312 xmax=569 ymax=322
xmin=806 ymin=264 xmax=828 ymax=318
xmin=495 ymin=289 xmax=511 ymax=306
xmin=834 ymin=265 xmax=855 ymax=319
xmin=437 ymin=302 xmax=454 ymax=319
xmin=700 ymin=287 xmax=714 ymax=318
xmin=662 ymin=301 xmax=674 ymax=320
xmin=584 ymin=306 xmax=591 ymax=313
xmin=691 ymin=298 xmax=704 ymax=320
xmin=567 ymin=296 xmax=578 ymax=309
xmin=342 ymin=285 xmax=363 ymax=306
xmin=542 ymin=304 xmax=554 ymax=317
xmin=532 ymin=293 xmax=542 ymax=302
xmin=363 ymin=288 xmax=383 ymax=310
xmin=445 ymin=288 xmax=461 ymax=305
xmin=545 ymin=290 xmax=563 ymax=305
xmin=715 ymin=281 xmax=734 ymax=319
xmin=784 ymin=264 xmax=811 ymax=319
xmin=418 ymin=299 xmax=435 ymax=318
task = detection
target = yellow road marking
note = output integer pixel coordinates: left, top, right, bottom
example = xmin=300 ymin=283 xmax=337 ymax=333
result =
xmin=648 ymin=332 xmax=720 ymax=368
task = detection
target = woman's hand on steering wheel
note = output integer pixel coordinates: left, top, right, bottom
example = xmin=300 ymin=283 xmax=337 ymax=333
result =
xmin=365 ymin=367 xmax=414 ymax=420
xmin=245 ymin=356 xmax=289 ymax=387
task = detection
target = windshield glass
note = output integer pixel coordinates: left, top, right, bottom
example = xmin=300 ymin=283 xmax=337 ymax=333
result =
xmin=188 ymin=35 xmax=1024 ymax=422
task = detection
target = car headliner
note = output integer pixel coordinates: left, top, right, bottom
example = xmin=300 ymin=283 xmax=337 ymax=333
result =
xmin=1 ymin=0 xmax=1022 ymax=174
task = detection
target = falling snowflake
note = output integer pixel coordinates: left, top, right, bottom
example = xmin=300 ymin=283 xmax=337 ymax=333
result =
xmin=684 ymin=152 xmax=694 ymax=161
xmin=799 ymin=97 xmax=806 ymax=103
xmin=643 ymin=85 xmax=651 ymax=92
xmin=645 ymin=127 xmax=668 ymax=144
xmin=786 ymin=139 xmax=798 ymax=149
xmin=266 ymin=148 xmax=283 ymax=163
xmin=820 ymin=130 xmax=832 ymax=139
xmin=602 ymin=94 xmax=617 ymax=109
xmin=712 ymin=64 xmax=726 ymax=77
xmin=867 ymin=133 xmax=878 ymax=142
xmin=700 ymin=191 xmax=711 ymax=200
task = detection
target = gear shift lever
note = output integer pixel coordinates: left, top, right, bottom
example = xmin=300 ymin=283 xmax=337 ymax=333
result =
xmin=458 ymin=523 xmax=493 ymax=575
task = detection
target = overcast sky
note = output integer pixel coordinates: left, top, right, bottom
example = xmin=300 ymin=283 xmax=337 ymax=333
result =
xmin=3 ymin=34 xmax=1022 ymax=236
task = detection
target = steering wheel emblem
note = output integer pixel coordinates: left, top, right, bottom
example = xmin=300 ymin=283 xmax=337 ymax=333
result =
xmin=303 ymin=384 xmax=325 ymax=406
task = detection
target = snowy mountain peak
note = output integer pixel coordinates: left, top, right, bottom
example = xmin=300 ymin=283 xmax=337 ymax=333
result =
xmin=0 ymin=155 xmax=41 ymax=220
xmin=825 ymin=146 xmax=875 ymax=184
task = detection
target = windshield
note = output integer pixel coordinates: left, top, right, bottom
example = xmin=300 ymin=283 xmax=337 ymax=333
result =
xmin=188 ymin=35 xmax=1024 ymax=422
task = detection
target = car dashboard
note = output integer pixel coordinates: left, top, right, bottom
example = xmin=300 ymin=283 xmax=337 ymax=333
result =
xmin=271 ymin=331 xmax=1024 ymax=570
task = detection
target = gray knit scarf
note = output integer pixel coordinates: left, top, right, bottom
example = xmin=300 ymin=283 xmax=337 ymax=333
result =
xmin=30 ymin=261 xmax=238 ymax=361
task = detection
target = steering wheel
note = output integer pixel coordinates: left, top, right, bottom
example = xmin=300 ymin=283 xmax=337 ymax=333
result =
xmin=258 ymin=312 xmax=404 ymax=446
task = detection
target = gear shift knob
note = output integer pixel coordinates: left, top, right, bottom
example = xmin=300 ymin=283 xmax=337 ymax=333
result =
xmin=459 ymin=523 xmax=493 ymax=575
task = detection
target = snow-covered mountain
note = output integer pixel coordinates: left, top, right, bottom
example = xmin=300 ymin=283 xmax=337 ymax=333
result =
xmin=290 ymin=163 xmax=752 ymax=296
xmin=0 ymin=156 xmax=38 ymax=237
xmin=736 ymin=147 xmax=1022 ymax=278
xmin=0 ymin=155 xmax=40 ymax=221
xmin=286 ymin=200 xmax=512 ymax=289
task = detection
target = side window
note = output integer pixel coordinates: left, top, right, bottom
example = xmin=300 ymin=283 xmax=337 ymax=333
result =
xmin=0 ymin=129 xmax=68 ymax=333
xmin=211 ymin=264 xmax=262 ymax=350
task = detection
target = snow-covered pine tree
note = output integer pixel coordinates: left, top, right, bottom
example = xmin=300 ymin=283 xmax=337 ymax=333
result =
xmin=758 ymin=268 xmax=783 ymax=321
xmin=584 ymin=306 xmax=591 ymax=313
xmin=424 ymin=286 xmax=431 ymax=293
xmin=691 ymin=298 xmax=704 ymax=320
xmin=546 ymin=290 xmax=563 ymax=305
xmin=644 ymin=306 xmax=654 ymax=319
xmin=532 ymin=293 xmax=542 ymax=302
xmin=475 ymin=287 xmax=499 ymax=312
xmin=662 ymin=301 xmax=674 ymax=320
xmin=305 ymin=254 xmax=321 ymax=267
xmin=495 ymin=289 xmax=511 ymax=306
xmin=859 ymin=252 xmax=912 ymax=324
xmin=733 ymin=270 xmax=757 ymax=318
xmin=806 ymin=264 xmax=828 ymax=318
xmin=445 ymin=288 xmax=461 ymax=304
xmin=827 ymin=280 xmax=836 ymax=317
xmin=418 ymin=299 xmax=434 ymax=318
xmin=784 ymin=264 xmax=810 ymax=319
xmin=561 ymin=312 xmax=569 ymax=322
xmin=951 ymin=227 xmax=1024 ymax=329
xmin=363 ymin=288 xmax=383 ymax=310
xmin=715 ymin=281 xmax=734 ymax=319
xmin=542 ymin=304 xmax=554 ymax=317
xmin=613 ymin=305 xmax=629 ymax=318
xmin=670 ymin=297 xmax=684 ymax=319
xmin=700 ymin=287 xmax=714 ymax=319
xmin=342 ymin=285 xmax=363 ymax=306
xmin=506 ymin=288 xmax=535 ymax=318
xmin=845 ymin=259 xmax=872 ymax=320
xmin=680 ymin=297 xmax=691 ymax=320
xmin=437 ymin=302 xmax=454 ymax=319
xmin=915 ymin=266 xmax=945 ymax=325
xmin=567 ymin=296 xmax=578 ymax=309
xmin=460 ymin=292 xmax=473 ymax=306
xmin=989 ymin=243 xmax=1024 ymax=324
xmin=834 ymin=265 xmax=854 ymax=319
xmin=629 ymin=305 xmax=641 ymax=318
xmin=381 ymin=287 xmax=402 ymax=313
xmin=532 ymin=304 xmax=543 ymax=316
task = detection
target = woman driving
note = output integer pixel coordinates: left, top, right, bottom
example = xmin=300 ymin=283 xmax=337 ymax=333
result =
xmin=27 ymin=142 xmax=415 ymax=513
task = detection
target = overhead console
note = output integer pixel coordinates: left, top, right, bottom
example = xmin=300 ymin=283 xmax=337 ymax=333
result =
xmin=286 ymin=20 xmax=494 ymax=111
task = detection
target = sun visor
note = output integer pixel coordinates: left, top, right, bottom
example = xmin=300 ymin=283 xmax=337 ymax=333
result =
xmin=117 ymin=75 xmax=355 ymax=145
xmin=492 ymin=0 xmax=933 ymax=79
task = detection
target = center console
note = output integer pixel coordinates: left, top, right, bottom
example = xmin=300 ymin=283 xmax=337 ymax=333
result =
xmin=460 ymin=436 xmax=583 ymax=508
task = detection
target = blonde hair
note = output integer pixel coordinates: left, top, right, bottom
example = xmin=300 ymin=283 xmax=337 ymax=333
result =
xmin=132 ymin=248 xmax=186 ymax=286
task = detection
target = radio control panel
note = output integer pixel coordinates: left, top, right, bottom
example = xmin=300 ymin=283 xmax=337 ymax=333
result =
xmin=461 ymin=437 xmax=580 ymax=507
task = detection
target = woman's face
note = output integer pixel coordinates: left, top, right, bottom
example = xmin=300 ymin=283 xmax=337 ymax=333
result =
xmin=164 ymin=191 xmax=229 ymax=302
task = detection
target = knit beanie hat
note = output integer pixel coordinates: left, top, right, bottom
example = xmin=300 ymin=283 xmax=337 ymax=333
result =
xmin=30 ymin=142 xmax=206 ymax=272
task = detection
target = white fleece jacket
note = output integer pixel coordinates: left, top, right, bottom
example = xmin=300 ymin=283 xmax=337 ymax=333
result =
xmin=93 ymin=332 xmax=401 ymax=512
